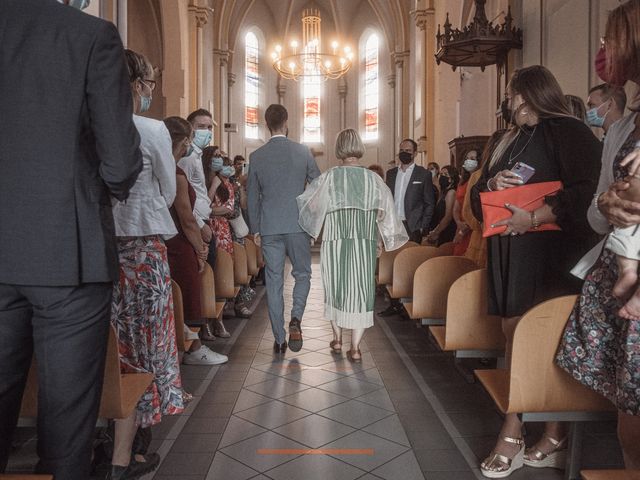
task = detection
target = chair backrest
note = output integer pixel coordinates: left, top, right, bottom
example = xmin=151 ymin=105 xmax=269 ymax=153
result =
xmin=99 ymin=325 xmax=125 ymax=418
xmin=391 ymin=246 xmax=439 ymax=298
xmin=377 ymin=241 xmax=419 ymax=285
xmin=445 ymin=269 xmax=504 ymax=351
xmin=411 ymin=256 xmax=478 ymax=319
xmin=200 ymin=262 xmax=217 ymax=319
xmin=233 ymin=242 xmax=250 ymax=286
xmin=245 ymin=238 xmax=259 ymax=276
xmin=171 ymin=279 xmax=187 ymax=352
xmin=256 ymin=241 xmax=265 ymax=268
xmin=214 ymin=248 xmax=235 ymax=298
xmin=436 ymin=241 xmax=455 ymax=256
xmin=508 ymin=295 xmax=614 ymax=413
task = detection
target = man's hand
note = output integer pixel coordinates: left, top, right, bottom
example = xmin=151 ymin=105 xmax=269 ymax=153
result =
xmin=201 ymin=223 xmax=212 ymax=243
xmin=599 ymin=181 xmax=640 ymax=228
xmin=254 ymin=233 xmax=261 ymax=247
xmin=620 ymin=147 xmax=640 ymax=177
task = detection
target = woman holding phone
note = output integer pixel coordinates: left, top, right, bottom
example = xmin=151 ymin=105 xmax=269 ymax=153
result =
xmin=470 ymin=65 xmax=601 ymax=478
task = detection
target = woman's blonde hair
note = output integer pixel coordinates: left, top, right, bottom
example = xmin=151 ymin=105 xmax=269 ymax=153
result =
xmin=489 ymin=65 xmax=572 ymax=168
xmin=335 ymin=129 xmax=365 ymax=160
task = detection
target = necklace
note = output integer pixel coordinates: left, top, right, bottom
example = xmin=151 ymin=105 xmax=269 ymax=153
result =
xmin=506 ymin=125 xmax=537 ymax=166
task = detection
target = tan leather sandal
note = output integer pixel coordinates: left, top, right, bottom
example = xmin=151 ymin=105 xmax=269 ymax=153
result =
xmin=480 ymin=435 xmax=525 ymax=478
xmin=523 ymin=434 xmax=567 ymax=469
xmin=329 ymin=340 xmax=342 ymax=354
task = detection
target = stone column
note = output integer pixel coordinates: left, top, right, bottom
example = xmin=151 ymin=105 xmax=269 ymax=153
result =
xmin=277 ymin=79 xmax=286 ymax=105
xmin=117 ymin=0 xmax=127 ymax=47
xmin=227 ymin=72 xmax=236 ymax=154
xmin=387 ymin=73 xmax=397 ymax=150
xmin=338 ymin=78 xmax=348 ymax=131
xmin=392 ymin=51 xmax=410 ymax=143
xmin=414 ymin=3 xmax=436 ymax=164
xmin=213 ymin=49 xmax=229 ymax=149
xmin=188 ymin=3 xmax=211 ymax=110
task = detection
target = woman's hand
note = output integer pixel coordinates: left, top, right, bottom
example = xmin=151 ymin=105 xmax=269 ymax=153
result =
xmin=620 ymin=147 xmax=640 ymax=177
xmin=490 ymin=170 xmax=524 ymax=191
xmin=453 ymin=224 xmax=469 ymax=244
xmin=599 ymin=181 xmax=640 ymax=228
xmin=197 ymin=258 xmax=205 ymax=273
xmin=492 ymin=203 xmax=532 ymax=236
xmin=426 ymin=230 xmax=440 ymax=244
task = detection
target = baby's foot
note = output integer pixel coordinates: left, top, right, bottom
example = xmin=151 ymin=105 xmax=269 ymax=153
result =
xmin=612 ymin=268 xmax=638 ymax=299
xmin=619 ymin=285 xmax=640 ymax=320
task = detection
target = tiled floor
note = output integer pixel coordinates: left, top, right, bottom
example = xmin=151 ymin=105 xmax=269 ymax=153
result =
xmin=7 ymin=253 xmax=625 ymax=480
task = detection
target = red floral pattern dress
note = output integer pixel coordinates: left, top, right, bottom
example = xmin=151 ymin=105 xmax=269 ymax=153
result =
xmin=111 ymin=235 xmax=184 ymax=427
xmin=210 ymin=176 xmax=235 ymax=255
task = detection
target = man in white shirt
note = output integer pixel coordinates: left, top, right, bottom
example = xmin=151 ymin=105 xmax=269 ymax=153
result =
xmin=381 ymin=139 xmax=435 ymax=316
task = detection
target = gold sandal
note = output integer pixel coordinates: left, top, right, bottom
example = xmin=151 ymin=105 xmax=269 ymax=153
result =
xmin=329 ymin=340 xmax=342 ymax=354
xmin=523 ymin=434 xmax=567 ymax=469
xmin=480 ymin=435 xmax=524 ymax=478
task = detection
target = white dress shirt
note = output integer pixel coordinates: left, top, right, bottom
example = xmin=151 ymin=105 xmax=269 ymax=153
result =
xmin=112 ymin=115 xmax=178 ymax=239
xmin=394 ymin=162 xmax=415 ymax=221
xmin=178 ymin=146 xmax=212 ymax=228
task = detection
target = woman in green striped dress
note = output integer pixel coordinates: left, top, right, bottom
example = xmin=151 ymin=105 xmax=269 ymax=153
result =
xmin=297 ymin=129 xmax=408 ymax=361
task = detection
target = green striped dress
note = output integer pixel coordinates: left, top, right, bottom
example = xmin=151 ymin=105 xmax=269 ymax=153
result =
xmin=321 ymin=208 xmax=377 ymax=328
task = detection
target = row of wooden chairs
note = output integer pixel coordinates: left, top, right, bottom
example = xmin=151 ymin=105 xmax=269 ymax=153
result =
xmin=376 ymin=245 xmax=619 ymax=479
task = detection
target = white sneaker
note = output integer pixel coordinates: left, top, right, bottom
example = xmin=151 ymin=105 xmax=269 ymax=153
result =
xmin=183 ymin=345 xmax=228 ymax=365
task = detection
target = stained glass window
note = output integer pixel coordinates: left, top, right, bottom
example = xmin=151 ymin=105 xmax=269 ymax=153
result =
xmin=303 ymin=45 xmax=322 ymax=143
xmin=364 ymin=34 xmax=379 ymax=140
xmin=245 ymin=32 xmax=259 ymax=139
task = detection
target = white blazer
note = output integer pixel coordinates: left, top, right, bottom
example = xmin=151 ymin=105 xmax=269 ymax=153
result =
xmin=112 ymin=115 xmax=178 ymax=240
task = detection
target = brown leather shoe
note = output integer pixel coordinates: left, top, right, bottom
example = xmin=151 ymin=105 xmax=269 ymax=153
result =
xmin=273 ymin=341 xmax=287 ymax=354
xmin=288 ymin=318 xmax=303 ymax=352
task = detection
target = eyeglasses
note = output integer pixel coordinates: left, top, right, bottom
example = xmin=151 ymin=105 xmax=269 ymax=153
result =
xmin=140 ymin=79 xmax=156 ymax=91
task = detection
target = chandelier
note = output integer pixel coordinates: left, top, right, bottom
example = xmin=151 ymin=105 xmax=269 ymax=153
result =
xmin=435 ymin=0 xmax=522 ymax=71
xmin=271 ymin=9 xmax=354 ymax=81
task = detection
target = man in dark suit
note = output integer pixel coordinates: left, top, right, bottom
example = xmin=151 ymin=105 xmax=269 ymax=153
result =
xmin=380 ymin=139 xmax=435 ymax=316
xmin=0 ymin=1 xmax=142 ymax=478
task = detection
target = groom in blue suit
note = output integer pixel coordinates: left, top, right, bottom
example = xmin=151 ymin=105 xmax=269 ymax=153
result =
xmin=247 ymin=105 xmax=321 ymax=353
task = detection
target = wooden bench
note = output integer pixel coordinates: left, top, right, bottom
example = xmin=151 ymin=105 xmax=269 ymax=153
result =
xmin=233 ymin=242 xmax=250 ymax=287
xmin=244 ymin=237 xmax=260 ymax=277
xmin=403 ymin=256 xmax=477 ymax=326
xmin=214 ymin=248 xmax=239 ymax=299
xmin=475 ymin=296 xmax=616 ymax=480
xmin=386 ymin=246 xmax=439 ymax=302
xmin=0 ymin=476 xmax=54 ymax=479
xmin=171 ymin=279 xmax=194 ymax=352
xmin=376 ymin=241 xmax=419 ymax=287
xmin=429 ymin=269 xmax=504 ymax=358
xmin=201 ymin=262 xmax=226 ymax=322
xmin=19 ymin=326 xmax=153 ymax=425
xmin=581 ymin=471 xmax=640 ymax=480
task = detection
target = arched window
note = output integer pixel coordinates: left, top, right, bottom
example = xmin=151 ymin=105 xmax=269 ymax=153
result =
xmin=245 ymin=32 xmax=259 ymax=139
xmin=303 ymin=43 xmax=322 ymax=143
xmin=364 ymin=33 xmax=379 ymax=140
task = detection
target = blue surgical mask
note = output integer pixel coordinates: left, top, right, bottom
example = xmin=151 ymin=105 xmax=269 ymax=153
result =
xmin=221 ymin=165 xmax=235 ymax=178
xmin=68 ymin=0 xmax=91 ymax=9
xmin=193 ymin=129 xmax=212 ymax=149
xmin=139 ymin=94 xmax=152 ymax=113
xmin=211 ymin=156 xmax=224 ymax=172
xmin=586 ymin=102 xmax=610 ymax=128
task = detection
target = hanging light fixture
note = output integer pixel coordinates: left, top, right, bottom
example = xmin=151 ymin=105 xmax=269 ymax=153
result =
xmin=271 ymin=9 xmax=353 ymax=81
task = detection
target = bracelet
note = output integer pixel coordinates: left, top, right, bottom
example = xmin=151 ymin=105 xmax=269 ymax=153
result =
xmin=487 ymin=178 xmax=495 ymax=191
xmin=594 ymin=192 xmax=603 ymax=214
xmin=530 ymin=211 xmax=541 ymax=230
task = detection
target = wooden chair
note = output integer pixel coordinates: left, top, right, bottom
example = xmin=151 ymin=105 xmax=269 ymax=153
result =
xmin=233 ymin=242 xmax=250 ymax=287
xmin=475 ymin=296 xmax=615 ymax=480
xmin=20 ymin=326 xmax=153 ymax=424
xmin=429 ymin=269 xmax=504 ymax=358
xmin=436 ymin=241 xmax=454 ymax=256
xmin=581 ymin=471 xmax=640 ymax=480
xmin=214 ymin=248 xmax=239 ymax=299
xmin=404 ymin=256 xmax=477 ymax=325
xmin=376 ymin=241 xmax=419 ymax=286
xmin=387 ymin=246 xmax=440 ymax=301
xmin=244 ymin=237 xmax=259 ymax=277
xmin=201 ymin=262 xmax=225 ymax=323
xmin=171 ymin=279 xmax=194 ymax=353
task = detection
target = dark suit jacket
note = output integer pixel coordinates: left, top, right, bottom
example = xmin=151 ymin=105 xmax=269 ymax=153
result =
xmin=0 ymin=0 xmax=142 ymax=286
xmin=386 ymin=164 xmax=435 ymax=234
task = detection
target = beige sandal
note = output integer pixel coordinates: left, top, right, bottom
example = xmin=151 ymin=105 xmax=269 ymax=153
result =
xmin=523 ymin=434 xmax=567 ymax=469
xmin=480 ymin=435 xmax=524 ymax=478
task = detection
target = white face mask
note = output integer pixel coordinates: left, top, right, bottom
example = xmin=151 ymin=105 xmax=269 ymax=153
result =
xmin=462 ymin=159 xmax=478 ymax=172
xmin=68 ymin=0 xmax=91 ymax=9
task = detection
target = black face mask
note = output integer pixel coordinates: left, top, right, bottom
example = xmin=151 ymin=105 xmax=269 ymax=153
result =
xmin=439 ymin=176 xmax=450 ymax=191
xmin=500 ymin=99 xmax=514 ymax=125
xmin=398 ymin=151 xmax=413 ymax=164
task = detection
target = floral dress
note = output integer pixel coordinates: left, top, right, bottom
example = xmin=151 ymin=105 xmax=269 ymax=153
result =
xmin=111 ymin=235 xmax=184 ymax=427
xmin=210 ymin=176 xmax=234 ymax=255
xmin=556 ymin=133 xmax=640 ymax=415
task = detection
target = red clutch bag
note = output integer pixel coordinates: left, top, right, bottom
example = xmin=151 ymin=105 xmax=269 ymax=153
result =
xmin=480 ymin=181 xmax=563 ymax=238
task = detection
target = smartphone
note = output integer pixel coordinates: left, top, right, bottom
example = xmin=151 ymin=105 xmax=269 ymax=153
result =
xmin=511 ymin=162 xmax=536 ymax=184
